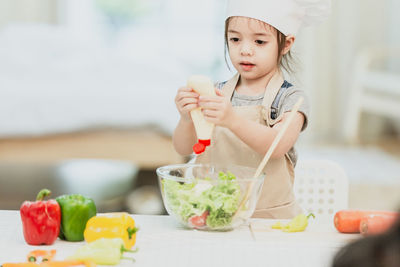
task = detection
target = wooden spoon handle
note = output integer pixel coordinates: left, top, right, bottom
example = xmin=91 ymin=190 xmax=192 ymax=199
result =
xmin=234 ymin=97 xmax=304 ymax=219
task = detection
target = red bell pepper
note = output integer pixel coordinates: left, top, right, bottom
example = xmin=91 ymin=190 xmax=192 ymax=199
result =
xmin=20 ymin=189 xmax=61 ymax=245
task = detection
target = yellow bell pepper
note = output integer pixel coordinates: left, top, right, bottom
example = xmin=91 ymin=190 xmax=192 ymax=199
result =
xmin=84 ymin=212 xmax=138 ymax=249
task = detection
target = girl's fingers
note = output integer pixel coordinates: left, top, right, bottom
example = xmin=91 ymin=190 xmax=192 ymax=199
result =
xmin=198 ymin=101 xmax=221 ymax=110
xmin=177 ymin=87 xmax=198 ymax=97
xmin=175 ymin=86 xmax=198 ymax=101
xmin=202 ymin=109 xmax=219 ymax=118
xmin=215 ymin=88 xmax=224 ymax=96
xmin=182 ymin=103 xmax=198 ymax=112
xmin=178 ymin=86 xmax=194 ymax=92
xmin=176 ymin=92 xmax=199 ymax=102
xmin=199 ymin=96 xmax=222 ymax=103
xmin=178 ymin=97 xmax=198 ymax=108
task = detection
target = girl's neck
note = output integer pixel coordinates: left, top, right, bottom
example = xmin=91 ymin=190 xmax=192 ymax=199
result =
xmin=236 ymin=69 xmax=279 ymax=96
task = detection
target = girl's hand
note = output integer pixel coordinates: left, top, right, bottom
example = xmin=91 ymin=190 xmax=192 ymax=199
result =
xmin=198 ymin=88 xmax=236 ymax=128
xmin=175 ymin=86 xmax=199 ymax=122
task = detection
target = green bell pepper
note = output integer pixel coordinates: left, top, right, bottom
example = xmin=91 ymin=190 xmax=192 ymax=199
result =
xmin=56 ymin=194 xmax=97 ymax=241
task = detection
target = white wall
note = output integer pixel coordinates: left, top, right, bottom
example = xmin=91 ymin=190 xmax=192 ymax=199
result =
xmin=295 ymin=0 xmax=391 ymax=143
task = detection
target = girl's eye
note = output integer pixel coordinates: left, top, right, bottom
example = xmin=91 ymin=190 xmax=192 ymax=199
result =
xmin=229 ymin=37 xmax=240 ymax=42
xmin=255 ymin=40 xmax=266 ymax=45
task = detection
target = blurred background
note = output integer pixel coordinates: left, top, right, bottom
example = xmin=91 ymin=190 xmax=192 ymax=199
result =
xmin=0 ymin=0 xmax=399 ymax=215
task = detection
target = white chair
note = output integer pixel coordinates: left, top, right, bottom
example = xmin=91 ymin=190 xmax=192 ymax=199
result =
xmin=294 ymin=159 xmax=349 ymax=222
xmin=343 ymin=46 xmax=400 ymax=143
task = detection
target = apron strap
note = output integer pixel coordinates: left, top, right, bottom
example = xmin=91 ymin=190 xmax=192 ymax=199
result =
xmin=219 ymin=71 xmax=285 ymax=123
xmin=270 ymin=81 xmax=293 ymax=119
xmin=220 ymin=73 xmax=240 ymax=97
xmin=261 ymin=71 xmax=284 ymax=124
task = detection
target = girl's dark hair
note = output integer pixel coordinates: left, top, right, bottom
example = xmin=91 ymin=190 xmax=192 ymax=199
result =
xmin=224 ymin=17 xmax=294 ymax=74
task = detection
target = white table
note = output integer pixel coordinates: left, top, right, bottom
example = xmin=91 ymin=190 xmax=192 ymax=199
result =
xmin=0 ymin=210 xmax=359 ymax=267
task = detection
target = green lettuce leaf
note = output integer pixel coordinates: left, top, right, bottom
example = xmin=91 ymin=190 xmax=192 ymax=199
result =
xmin=162 ymin=171 xmax=242 ymax=229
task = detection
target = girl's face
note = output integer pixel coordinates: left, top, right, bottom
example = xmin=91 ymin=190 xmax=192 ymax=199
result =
xmin=227 ymin=17 xmax=279 ymax=81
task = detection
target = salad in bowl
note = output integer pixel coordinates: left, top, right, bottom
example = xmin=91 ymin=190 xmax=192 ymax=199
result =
xmin=156 ymin=164 xmax=265 ymax=231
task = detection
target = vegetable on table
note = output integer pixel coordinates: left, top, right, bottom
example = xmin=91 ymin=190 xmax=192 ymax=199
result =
xmin=1 ymin=263 xmax=38 ymax=267
xmin=56 ymin=194 xmax=97 ymax=242
xmin=69 ymin=238 xmax=138 ymax=265
xmin=188 ymin=211 xmax=209 ymax=228
xmin=359 ymin=214 xmax=398 ymax=236
xmin=333 ymin=210 xmax=399 ymax=233
xmin=20 ymin=189 xmax=61 ymax=245
xmin=27 ymin=250 xmax=56 ymax=262
xmin=162 ymin=171 xmax=241 ymax=229
xmin=2 ymin=260 xmax=96 ymax=267
xmin=271 ymin=213 xmax=315 ymax=232
xmin=84 ymin=212 xmax=138 ymax=249
xmin=1 ymin=250 xmax=96 ymax=267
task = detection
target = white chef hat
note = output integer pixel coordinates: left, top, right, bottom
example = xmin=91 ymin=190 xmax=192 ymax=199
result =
xmin=225 ymin=0 xmax=331 ymax=36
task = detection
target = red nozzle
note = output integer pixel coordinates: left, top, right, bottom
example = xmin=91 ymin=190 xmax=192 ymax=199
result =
xmin=193 ymin=139 xmax=211 ymax=154
xmin=198 ymin=139 xmax=211 ymax=147
xmin=193 ymin=142 xmax=206 ymax=154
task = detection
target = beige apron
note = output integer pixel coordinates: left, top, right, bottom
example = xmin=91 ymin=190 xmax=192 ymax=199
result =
xmin=195 ymin=72 xmax=303 ymax=219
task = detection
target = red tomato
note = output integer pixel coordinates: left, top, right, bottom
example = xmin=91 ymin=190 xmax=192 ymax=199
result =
xmin=188 ymin=211 xmax=209 ymax=227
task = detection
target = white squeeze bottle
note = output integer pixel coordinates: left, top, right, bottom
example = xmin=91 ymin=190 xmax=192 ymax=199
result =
xmin=187 ymin=75 xmax=216 ymax=154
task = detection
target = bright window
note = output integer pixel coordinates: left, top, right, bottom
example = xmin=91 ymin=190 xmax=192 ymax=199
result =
xmin=58 ymin=0 xmax=231 ymax=80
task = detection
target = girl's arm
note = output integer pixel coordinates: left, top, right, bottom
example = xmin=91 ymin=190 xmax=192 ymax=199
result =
xmin=172 ymin=86 xmax=199 ymax=156
xmin=173 ymin=118 xmax=197 ymax=156
xmin=199 ymin=89 xmax=304 ymax=158
xmin=229 ymin=111 xmax=304 ymax=158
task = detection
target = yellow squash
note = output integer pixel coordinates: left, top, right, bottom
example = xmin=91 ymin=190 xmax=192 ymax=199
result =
xmin=84 ymin=212 xmax=138 ymax=249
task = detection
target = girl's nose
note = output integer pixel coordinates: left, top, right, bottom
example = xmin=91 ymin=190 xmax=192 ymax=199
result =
xmin=240 ymin=45 xmax=253 ymax=56
xmin=240 ymin=43 xmax=253 ymax=56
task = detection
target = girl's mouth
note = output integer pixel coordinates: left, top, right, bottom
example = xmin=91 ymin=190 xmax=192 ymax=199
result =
xmin=240 ymin=62 xmax=255 ymax=71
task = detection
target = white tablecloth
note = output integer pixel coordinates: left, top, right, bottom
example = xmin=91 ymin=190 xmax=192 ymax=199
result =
xmin=0 ymin=210 xmax=360 ymax=267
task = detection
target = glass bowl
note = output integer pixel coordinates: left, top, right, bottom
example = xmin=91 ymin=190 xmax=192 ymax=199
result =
xmin=156 ymin=163 xmax=266 ymax=231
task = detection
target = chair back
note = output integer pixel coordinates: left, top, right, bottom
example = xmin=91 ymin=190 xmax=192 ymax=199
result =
xmin=294 ymin=159 xmax=349 ymax=222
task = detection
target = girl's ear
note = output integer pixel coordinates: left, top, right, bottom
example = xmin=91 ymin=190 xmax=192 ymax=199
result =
xmin=283 ymin=35 xmax=295 ymax=55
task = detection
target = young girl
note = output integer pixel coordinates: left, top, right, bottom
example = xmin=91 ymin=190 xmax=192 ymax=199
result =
xmin=173 ymin=0 xmax=330 ymax=219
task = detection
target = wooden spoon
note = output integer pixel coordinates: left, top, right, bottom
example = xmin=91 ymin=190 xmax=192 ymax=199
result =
xmin=233 ymin=97 xmax=304 ymax=219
